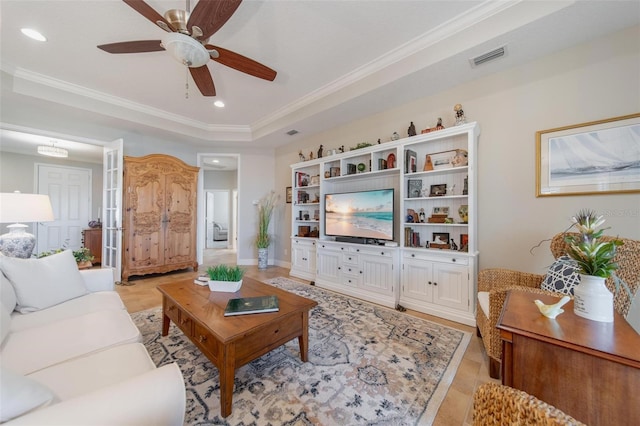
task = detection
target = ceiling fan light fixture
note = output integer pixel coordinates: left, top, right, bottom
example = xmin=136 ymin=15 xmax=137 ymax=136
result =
xmin=161 ymin=32 xmax=209 ymax=68
xmin=38 ymin=144 xmax=68 ymax=158
xmin=164 ymin=9 xmax=189 ymax=34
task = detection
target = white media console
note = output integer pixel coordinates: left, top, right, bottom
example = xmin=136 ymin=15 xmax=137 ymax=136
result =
xmin=290 ymin=122 xmax=479 ymax=326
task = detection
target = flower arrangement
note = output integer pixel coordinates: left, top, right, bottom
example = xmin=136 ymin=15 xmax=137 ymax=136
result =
xmin=206 ymin=264 xmax=244 ymax=282
xmin=256 ymin=191 xmax=279 ymax=249
xmin=564 ymin=209 xmax=622 ymax=278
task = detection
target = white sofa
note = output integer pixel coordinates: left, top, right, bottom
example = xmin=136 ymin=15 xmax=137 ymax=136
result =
xmin=0 ymin=250 xmax=185 ymax=425
xmin=213 ymin=222 xmax=228 ymax=241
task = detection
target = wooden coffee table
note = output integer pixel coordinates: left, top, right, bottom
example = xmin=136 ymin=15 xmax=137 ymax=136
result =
xmin=157 ymin=277 xmax=317 ymax=418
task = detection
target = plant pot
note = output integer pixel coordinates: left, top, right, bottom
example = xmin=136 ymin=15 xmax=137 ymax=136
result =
xmin=573 ymin=274 xmax=613 ymax=322
xmin=208 ymin=279 xmax=242 ymax=293
xmin=77 ymin=260 xmax=93 ymax=269
xmin=258 ymin=247 xmax=268 ymax=270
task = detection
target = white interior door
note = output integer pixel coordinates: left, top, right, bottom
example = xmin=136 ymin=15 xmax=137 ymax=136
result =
xmin=205 ymin=191 xmax=215 ymax=248
xmin=102 ymin=139 xmax=123 ymax=281
xmin=36 ymin=164 xmax=91 ymax=254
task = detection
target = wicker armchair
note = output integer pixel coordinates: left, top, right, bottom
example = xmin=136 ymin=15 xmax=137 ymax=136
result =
xmin=477 ymin=233 xmax=640 ymax=379
xmin=473 ymin=383 xmax=586 ymax=425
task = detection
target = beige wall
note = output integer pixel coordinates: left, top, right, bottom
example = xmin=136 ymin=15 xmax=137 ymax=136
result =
xmin=274 ymin=25 xmax=640 ymax=275
xmin=0 ymin=151 xmax=103 ymax=234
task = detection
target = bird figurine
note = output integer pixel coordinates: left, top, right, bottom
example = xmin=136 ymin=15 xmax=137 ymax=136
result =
xmin=534 ymin=296 xmax=571 ymax=319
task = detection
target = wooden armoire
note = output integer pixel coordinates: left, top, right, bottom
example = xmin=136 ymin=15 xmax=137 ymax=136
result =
xmin=122 ymin=154 xmax=199 ymax=280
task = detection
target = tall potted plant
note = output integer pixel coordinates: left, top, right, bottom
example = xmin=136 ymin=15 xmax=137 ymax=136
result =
xmin=256 ymin=191 xmax=278 ymax=270
xmin=564 ymin=209 xmax=623 ymax=322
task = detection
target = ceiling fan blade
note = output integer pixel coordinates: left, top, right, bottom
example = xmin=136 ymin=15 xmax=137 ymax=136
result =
xmin=189 ymin=66 xmax=216 ymax=96
xmin=123 ymin=0 xmax=176 ymax=32
xmin=188 ymin=0 xmax=242 ymax=40
xmin=97 ymin=40 xmax=164 ymax=54
xmin=206 ymin=45 xmax=277 ymax=81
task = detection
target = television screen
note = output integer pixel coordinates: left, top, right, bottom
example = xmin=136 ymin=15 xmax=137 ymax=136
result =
xmin=324 ymin=189 xmax=394 ymax=241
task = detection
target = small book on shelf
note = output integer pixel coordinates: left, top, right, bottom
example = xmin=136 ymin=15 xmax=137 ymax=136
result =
xmin=224 ymin=295 xmax=279 ymax=316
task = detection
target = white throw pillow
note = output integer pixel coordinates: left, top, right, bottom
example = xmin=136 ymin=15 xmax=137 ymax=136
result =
xmin=0 ymin=368 xmax=56 ymax=422
xmin=0 ymin=250 xmax=88 ymax=313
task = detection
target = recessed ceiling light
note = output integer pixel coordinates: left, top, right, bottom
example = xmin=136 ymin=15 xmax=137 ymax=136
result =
xmin=214 ymin=100 xmax=225 ymax=108
xmin=212 ymin=159 xmax=220 ymax=163
xmin=21 ymin=28 xmax=47 ymax=42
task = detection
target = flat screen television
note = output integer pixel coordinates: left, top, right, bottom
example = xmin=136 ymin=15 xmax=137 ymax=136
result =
xmin=324 ymin=189 xmax=395 ymax=241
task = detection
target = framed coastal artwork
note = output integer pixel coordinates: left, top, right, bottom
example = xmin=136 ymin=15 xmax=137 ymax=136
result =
xmin=285 ymin=187 xmax=292 ymax=203
xmin=536 ymin=113 xmax=640 ymax=197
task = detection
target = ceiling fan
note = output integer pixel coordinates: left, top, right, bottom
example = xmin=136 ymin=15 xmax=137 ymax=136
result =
xmin=97 ymin=0 xmax=276 ymax=97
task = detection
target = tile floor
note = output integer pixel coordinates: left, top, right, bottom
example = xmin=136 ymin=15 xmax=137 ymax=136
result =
xmin=115 ymin=248 xmax=497 ymax=425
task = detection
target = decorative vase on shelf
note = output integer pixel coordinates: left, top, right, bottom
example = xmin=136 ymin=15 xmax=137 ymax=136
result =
xmin=573 ymin=274 xmax=614 ymax=322
xmin=258 ymin=247 xmax=268 ymax=270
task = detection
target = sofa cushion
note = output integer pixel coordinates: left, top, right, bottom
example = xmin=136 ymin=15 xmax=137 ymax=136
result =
xmin=1 ymin=309 xmax=141 ymax=375
xmin=1 ymin=271 xmax=17 ymax=312
xmin=9 ymin=291 xmax=125 ymax=333
xmin=27 ymin=343 xmax=156 ymax=401
xmin=477 ymin=291 xmax=490 ymax=317
xmin=1 ymin=304 xmax=11 ymax=345
xmin=0 ymin=250 xmax=88 ymax=313
xmin=541 ymin=255 xmax=580 ymax=296
xmin=0 ymin=367 xmax=55 ymax=422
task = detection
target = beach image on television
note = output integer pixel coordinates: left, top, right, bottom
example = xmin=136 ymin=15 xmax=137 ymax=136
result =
xmin=325 ymin=189 xmax=394 ymax=240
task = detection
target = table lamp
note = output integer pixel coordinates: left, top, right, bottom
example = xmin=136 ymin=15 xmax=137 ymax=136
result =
xmin=0 ymin=192 xmax=55 ymax=258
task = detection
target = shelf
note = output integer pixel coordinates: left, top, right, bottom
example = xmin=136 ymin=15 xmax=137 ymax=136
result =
xmin=404 ymin=195 xmax=468 ymax=201
xmin=404 ymin=166 xmax=468 ymax=177
xmin=323 ymin=167 xmax=399 ymax=182
xmin=295 ymin=184 xmax=319 ymax=190
xmin=403 ymin=246 xmax=474 ymax=256
xmin=295 ymin=219 xmax=320 ymax=223
xmin=293 ymin=202 xmax=320 ymax=206
xmin=403 ymin=222 xmax=468 ymax=227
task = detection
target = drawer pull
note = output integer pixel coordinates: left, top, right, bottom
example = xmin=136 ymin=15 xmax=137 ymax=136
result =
xmin=428 ymin=281 xmax=432 ymax=285
xmin=434 ymin=282 xmax=438 ymax=286
xmin=199 ymin=335 xmax=207 ymax=343
xmin=381 ymin=251 xmax=384 ymax=255
xmin=411 ymin=253 xmax=415 ymax=258
xmin=452 ymin=258 xmax=456 ymax=262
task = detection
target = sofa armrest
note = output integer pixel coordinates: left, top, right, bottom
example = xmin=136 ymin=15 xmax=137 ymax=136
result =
xmin=478 ymin=268 xmax=545 ymax=292
xmin=7 ymin=363 xmax=185 ymax=425
xmin=79 ymin=268 xmax=115 ymax=292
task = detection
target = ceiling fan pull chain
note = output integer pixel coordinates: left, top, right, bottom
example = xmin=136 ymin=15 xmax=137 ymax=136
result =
xmin=185 ymin=68 xmax=189 ymax=99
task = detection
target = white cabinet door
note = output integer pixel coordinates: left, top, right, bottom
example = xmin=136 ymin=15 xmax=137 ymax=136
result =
xmin=432 ymin=262 xmax=469 ymax=311
xmin=291 ymin=244 xmax=309 ymax=272
xmin=316 ymin=248 xmax=341 ymax=284
xmin=361 ymin=254 xmax=394 ymax=295
xmin=401 ymin=258 xmax=434 ymax=303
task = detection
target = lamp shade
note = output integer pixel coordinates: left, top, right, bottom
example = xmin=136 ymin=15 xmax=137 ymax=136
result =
xmin=0 ymin=193 xmax=55 ymax=223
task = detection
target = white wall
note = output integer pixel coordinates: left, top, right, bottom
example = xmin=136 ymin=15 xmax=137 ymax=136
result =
xmin=274 ymin=25 xmax=640 ymax=276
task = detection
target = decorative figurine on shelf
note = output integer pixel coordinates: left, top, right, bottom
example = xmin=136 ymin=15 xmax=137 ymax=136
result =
xmin=408 ymin=122 xmax=417 ymax=137
xmin=392 ymin=131 xmax=400 ymax=141
xmin=298 ymin=150 xmax=306 ymax=161
xmin=419 ymin=208 xmax=426 ymax=223
xmin=318 ymin=145 xmax=323 ymax=158
xmin=463 ymin=176 xmax=468 ymax=195
xmin=450 ymin=239 xmax=458 ymax=251
xmin=309 ymin=151 xmax=314 ymax=160
xmin=339 ymin=145 xmax=345 ymax=153
xmin=454 ymin=103 xmax=467 ymax=126
xmin=377 ymin=138 xmax=381 ymax=144
xmin=436 ymin=117 xmax=444 ymax=129
xmin=424 ymin=155 xmax=434 ymax=171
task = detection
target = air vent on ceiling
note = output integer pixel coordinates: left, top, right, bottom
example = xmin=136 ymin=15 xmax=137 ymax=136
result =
xmin=470 ymin=45 xmax=507 ymax=68
xmin=286 ymin=129 xmax=299 ymax=136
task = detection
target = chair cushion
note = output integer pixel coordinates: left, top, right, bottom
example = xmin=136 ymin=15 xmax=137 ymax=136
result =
xmin=0 ymin=367 xmax=56 ymax=422
xmin=541 ymin=256 xmax=580 ymax=296
xmin=0 ymin=250 xmax=88 ymax=313
xmin=478 ymin=291 xmax=490 ymax=317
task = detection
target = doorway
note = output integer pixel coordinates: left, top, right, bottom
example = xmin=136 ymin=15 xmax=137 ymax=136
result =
xmin=36 ymin=164 xmax=91 ymax=254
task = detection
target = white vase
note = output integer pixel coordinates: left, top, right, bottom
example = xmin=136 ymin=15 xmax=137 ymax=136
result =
xmin=258 ymin=247 xmax=268 ymax=270
xmin=573 ymin=274 xmax=614 ymax=322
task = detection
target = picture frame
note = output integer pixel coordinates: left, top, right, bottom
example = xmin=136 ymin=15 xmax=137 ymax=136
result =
xmin=429 ymin=183 xmax=447 ymax=197
xmin=310 ymin=175 xmax=320 ymax=186
xmin=407 ymin=179 xmax=422 ymax=198
xmin=433 ymin=232 xmax=450 ymax=243
xmin=286 ymin=186 xmax=292 ymax=203
xmin=405 ymin=149 xmax=417 ymax=173
xmin=536 ymin=113 xmax=640 ymax=197
xmin=330 ymin=167 xmax=341 ymax=177
xmin=432 ymin=206 xmax=450 ymax=216
xmin=460 ymin=234 xmax=469 ymax=252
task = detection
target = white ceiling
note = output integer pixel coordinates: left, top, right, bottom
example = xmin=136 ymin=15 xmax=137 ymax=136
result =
xmin=1 ymin=0 xmax=639 ymax=165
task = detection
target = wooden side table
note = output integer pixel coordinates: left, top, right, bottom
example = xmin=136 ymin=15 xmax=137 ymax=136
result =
xmin=82 ymin=228 xmax=102 ymax=265
xmin=497 ymin=290 xmax=640 ymax=426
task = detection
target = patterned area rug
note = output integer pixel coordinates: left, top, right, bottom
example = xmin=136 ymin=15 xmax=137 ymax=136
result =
xmin=132 ymin=277 xmax=471 ymax=425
